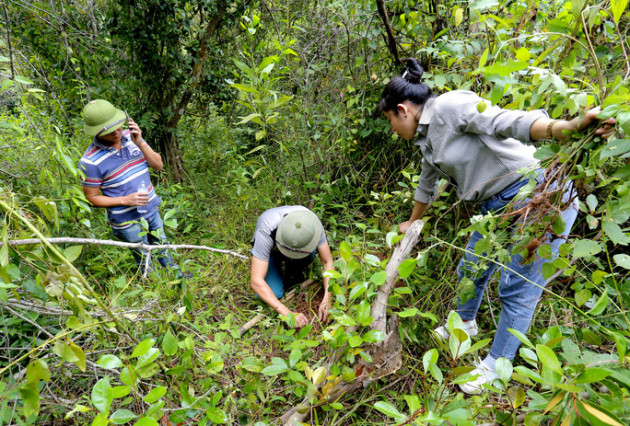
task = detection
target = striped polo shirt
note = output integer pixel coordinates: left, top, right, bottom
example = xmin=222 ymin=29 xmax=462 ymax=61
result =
xmin=79 ymin=130 xmax=161 ymax=229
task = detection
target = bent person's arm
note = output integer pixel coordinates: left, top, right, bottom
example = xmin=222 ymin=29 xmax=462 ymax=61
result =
xmin=82 ymin=186 xmax=148 ymax=208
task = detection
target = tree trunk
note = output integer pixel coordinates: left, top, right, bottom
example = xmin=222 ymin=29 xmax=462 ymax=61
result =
xmin=156 ymin=5 xmax=225 ymax=182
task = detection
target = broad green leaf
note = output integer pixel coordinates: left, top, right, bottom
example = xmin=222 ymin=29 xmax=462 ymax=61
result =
xmin=495 ymin=358 xmax=513 ymax=383
xmin=96 ymin=354 xmax=122 ymax=370
xmin=507 ymin=386 xmax=526 ymax=409
xmin=602 ymin=220 xmax=630 ymax=245
xmin=397 ymin=258 xmax=416 ymax=278
xmin=601 ymin=138 xmax=630 ymax=159
xmin=14 ymin=75 xmax=34 ymax=85
xmin=581 ymin=401 xmax=625 ymax=426
xmin=611 ymin=0 xmax=629 ymax=24
xmin=26 ymin=359 xmax=51 ymax=384
xmin=398 ymin=308 xmax=418 ymax=318
xmin=536 ymin=344 xmax=562 ymax=374
xmin=19 ymin=382 xmax=40 ymax=418
xmin=355 ymin=300 xmax=373 ymax=326
xmin=362 ymin=329 xmax=385 ymax=343
xmin=63 ymin=246 xmax=82 ymax=262
xmin=92 ymin=411 xmax=108 ymax=426
xmin=131 ymin=339 xmax=154 ymax=358
xmin=574 ymin=368 xmax=611 ymax=384
xmin=91 ymin=378 xmax=113 ymax=413
xmin=586 ymin=194 xmax=598 ymax=212
xmin=348 ymin=335 xmax=363 ymax=347
xmin=162 ymin=330 xmax=179 ymax=356
xmin=206 ymin=407 xmax=228 ymax=424
xmin=261 ymin=363 xmax=288 ymax=376
xmin=241 ymin=357 xmax=264 ymax=373
xmin=588 ymin=291 xmax=609 ymax=316
xmin=339 ymin=240 xmax=351 ymax=261
xmin=363 ymin=253 xmax=381 ymax=267
xmin=370 ymin=270 xmax=387 ymax=286
xmin=229 ymin=83 xmax=257 ymax=94
xmin=133 ymin=418 xmax=159 ymax=426
xmin=478 ymin=48 xmax=489 ymax=68
xmin=143 ymin=386 xmax=167 ymax=404
xmin=423 ymin=349 xmax=438 ymax=373
xmin=572 ymin=239 xmax=602 ymax=258
xmin=136 ymin=348 xmax=160 ymax=369
xmin=110 ymin=409 xmax=137 ymax=424
xmin=112 ymin=386 xmax=131 ymax=398
xmin=311 ymin=366 xmax=326 ymax=385
xmin=236 ymin=113 xmax=264 ymax=126
xmin=373 ymin=401 xmax=408 ymax=422
xmin=289 ymin=349 xmax=302 ymax=368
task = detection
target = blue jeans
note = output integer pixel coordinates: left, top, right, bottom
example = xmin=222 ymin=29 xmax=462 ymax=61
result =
xmin=112 ymin=210 xmax=179 ymax=274
xmin=456 ymin=171 xmax=578 ymax=360
xmin=262 ymin=251 xmax=316 ymax=299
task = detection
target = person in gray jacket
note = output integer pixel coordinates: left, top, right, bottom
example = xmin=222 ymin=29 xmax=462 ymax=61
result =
xmin=380 ymin=58 xmax=616 ymax=394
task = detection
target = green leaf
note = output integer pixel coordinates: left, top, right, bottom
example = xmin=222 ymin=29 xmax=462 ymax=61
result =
xmin=261 ymin=362 xmax=288 ymax=376
xmin=143 ymin=386 xmax=167 ymax=404
xmin=110 ymin=409 xmax=137 ymax=424
xmin=26 ymin=359 xmax=51 ymax=384
xmin=602 ymin=220 xmax=630 ymax=245
xmin=112 ymin=386 xmax=131 ymax=399
xmin=241 ymin=357 xmax=264 ymax=373
xmin=96 ymin=354 xmax=123 ymax=370
xmin=339 ymin=240 xmax=351 ymax=261
xmin=572 ymin=239 xmax=602 ymax=258
xmin=92 ymin=411 xmax=108 ymax=426
xmin=536 ymin=344 xmax=562 ymax=375
xmin=373 ymin=401 xmax=408 ymax=422
xmin=348 ymin=335 xmax=363 ymax=347
xmin=495 ymin=358 xmax=513 ymax=383
xmin=206 ymin=407 xmax=228 ymax=424
xmin=611 ymin=0 xmax=629 ymax=24
xmin=370 ymin=270 xmax=387 ymax=286
xmin=574 ymin=368 xmax=611 ymax=384
xmin=586 ymin=194 xmax=598 ymax=212
xmin=63 ymin=246 xmax=82 ymax=262
xmin=133 ymin=418 xmax=159 ymax=426
xmin=136 ymin=348 xmax=160 ymax=369
xmin=588 ymin=290 xmax=609 ymax=316
xmin=131 ymin=339 xmax=154 ymax=358
xmin=601 ymin=138 xmax=630 ymax=159
xmin=355 ymin=301 xmax=373 ymax=326
xmin=613 ymin=254 xmax=630 ymax=269
xmin=289 ymin=349 xmax=302 ymax=368
xmin=423 ymin=349 xmax=438 ymax=373
xmin=236 ymin=113 xmax=264 ymax=126
xmin=19 ymin=382 xmax=40 ymax=418
xmin=397 ymin=258 xmax=416 ymax=278
xmin=362 ymin=329 xmax=385 ymax=343
xmin=91 ymin=378 xmax=113 ymax=413
xmin=162 ymin=330 xmax=179 ymax=356
xmin=398 ymin=307 xmax=418 ymax=318
xmin=14 ymin=75 xmax=34 ymax=85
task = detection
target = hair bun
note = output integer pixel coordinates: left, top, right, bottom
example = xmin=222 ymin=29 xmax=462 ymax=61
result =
xmin=402 ymin=58 xmax=424 ymax=84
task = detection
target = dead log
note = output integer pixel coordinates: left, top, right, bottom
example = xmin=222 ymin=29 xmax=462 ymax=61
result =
xmin=281 ymin=220 xmax=424 ymax=426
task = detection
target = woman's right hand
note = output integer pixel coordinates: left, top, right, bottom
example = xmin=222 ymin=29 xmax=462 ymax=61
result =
xmin=399 ymin=220 xmax=412 ymax=233
xmin=125 ymin=192 xmax=149 ymax=206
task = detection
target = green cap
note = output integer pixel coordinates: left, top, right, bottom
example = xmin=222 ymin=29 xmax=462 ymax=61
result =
xmin=82 ymin=99 xmax=127 ymax=136
xmin=275 ymin=210 xmax=322 ymax=259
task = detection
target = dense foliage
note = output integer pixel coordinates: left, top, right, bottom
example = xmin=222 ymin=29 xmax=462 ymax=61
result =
xmin=1 ymin=0 xmax=629 ymax=425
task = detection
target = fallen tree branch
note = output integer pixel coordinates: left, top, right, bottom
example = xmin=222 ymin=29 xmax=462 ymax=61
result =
xmin=0 ymin=237 xmax=249 ymax=260
xmin=281 ymin=220 xmax=424 ymax=426
xmin=238 ymin=279 xmax=315 ymax=336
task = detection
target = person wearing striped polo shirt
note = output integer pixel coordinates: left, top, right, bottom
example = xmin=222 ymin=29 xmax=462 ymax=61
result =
xmin=79 ymin=99 xmax=182 ymax=276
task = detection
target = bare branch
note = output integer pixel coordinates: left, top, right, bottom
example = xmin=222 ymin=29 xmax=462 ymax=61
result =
xmin=1 ymin=237 xmax=249 ymax=260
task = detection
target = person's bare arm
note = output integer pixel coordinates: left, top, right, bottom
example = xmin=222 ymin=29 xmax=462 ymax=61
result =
xmin=250 ymin=256 xmax=308 ymax=328
xmin=530 ymin=106 xmax=616 ymax=141
xmin=317 ymin=242 xmax=334 ymax=322
xmin=400 ymin=201 xmax=430 ymax=233
xmin=82 ymin=185 xmax=148 ymax=208
xmin=129 ymin=119 xmax=163 ymax=171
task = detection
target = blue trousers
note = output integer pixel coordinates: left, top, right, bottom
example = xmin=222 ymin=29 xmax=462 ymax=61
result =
xmin=456 ymin=171 xmax=578 ymax=360
xmin=265 ymin=251 xmax=316 ymax=299
xmin=112 ymin=210 xmax=179 ymax=274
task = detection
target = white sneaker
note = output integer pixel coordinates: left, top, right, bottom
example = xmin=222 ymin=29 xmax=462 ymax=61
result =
xmin=458 ymin=360 xmax=499 ymax=394
xmin=434 ymin=319 xmax=478 ymax=340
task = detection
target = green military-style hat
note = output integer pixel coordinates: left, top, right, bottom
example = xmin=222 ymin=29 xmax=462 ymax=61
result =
xmin=82 ymin=99 xmax=127 ymax=137
xmin=275 ymin=210 xmax=322 ymax=259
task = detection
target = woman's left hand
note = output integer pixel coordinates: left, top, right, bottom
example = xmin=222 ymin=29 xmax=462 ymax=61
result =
xmin=578 ymin=107 xmax=617 ymax=138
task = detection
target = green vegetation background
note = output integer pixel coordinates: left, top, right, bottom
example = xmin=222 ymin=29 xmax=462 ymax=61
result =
xmin=1 ymin=0 xmax=629 ymax=425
